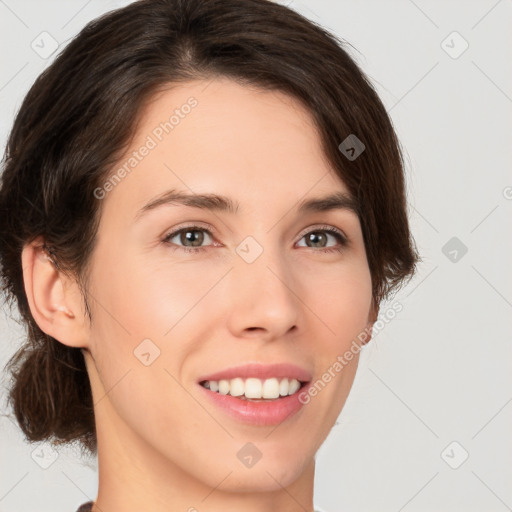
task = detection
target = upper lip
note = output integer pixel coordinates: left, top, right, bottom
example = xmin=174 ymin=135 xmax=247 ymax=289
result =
xmin=197 ymin=363 xmax=312 ymax=383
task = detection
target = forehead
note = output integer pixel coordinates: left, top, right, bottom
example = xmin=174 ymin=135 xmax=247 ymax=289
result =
xmin=100 ymin=77 xmax=351 ymax=221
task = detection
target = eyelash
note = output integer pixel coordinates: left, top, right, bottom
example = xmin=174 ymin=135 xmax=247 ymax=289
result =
xmin=162 ymin=224 xmax=348 ymax=254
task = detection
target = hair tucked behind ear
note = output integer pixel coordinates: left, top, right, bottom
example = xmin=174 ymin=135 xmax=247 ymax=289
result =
xmin=0 ymin=0 xmax=419 ymax=455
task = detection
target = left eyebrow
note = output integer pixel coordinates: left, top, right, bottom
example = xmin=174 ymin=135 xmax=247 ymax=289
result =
xmin=297 ymin=192 xmax=359 ymax=216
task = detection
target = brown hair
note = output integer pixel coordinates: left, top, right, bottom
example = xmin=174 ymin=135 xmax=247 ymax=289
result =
xmin=0 ymin=0 xmax=419 ymax=456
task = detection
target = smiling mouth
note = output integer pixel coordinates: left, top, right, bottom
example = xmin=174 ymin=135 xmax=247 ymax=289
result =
xmin=200 ymin=377 xmax=307 ymax=401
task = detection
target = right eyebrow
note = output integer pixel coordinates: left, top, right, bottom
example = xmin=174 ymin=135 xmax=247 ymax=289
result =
xmin=134 ymin=189 xmax=239 ymax=222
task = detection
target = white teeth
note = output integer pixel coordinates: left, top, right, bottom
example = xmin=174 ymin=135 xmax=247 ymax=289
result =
xmin=279 ymin=378 xmax=289 ymax=396
xmin=201 ymin=377 xmax=303 ymax=399
xmin=288 ymin=379 xmax=301 ymax=395
xmin=262 ymin=377 xmax=280 ymax=399
xmin=218 ymin=379 xmax=230 ymax=395
xmin=230 ymin=378 xmax=244 ymax=397
xmin=244 ymin=377 xmax=262 ymax=398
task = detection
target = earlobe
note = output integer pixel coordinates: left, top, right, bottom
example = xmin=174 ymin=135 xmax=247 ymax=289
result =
xmin=21 ymin=238 xmax=88 ymax=348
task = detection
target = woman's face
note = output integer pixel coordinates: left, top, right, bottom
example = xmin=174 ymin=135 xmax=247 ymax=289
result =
xmin=82 ymin=77 xmax=375 ymax=493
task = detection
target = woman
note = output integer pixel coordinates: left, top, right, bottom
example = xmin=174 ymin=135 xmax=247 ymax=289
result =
xmin=0 ymin=0 xmax=418 ymax=510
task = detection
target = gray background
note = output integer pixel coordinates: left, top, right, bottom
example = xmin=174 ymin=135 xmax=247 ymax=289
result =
xmin=1 ymin=1 xmax=511 ymax=511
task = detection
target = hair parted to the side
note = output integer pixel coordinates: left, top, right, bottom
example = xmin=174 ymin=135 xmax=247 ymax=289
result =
xmin=0 ymin=0 xmax=419 ymax=456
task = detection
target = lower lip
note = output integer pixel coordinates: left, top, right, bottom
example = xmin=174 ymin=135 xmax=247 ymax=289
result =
xmin=198 ymin=383 xmax=310 ymax=426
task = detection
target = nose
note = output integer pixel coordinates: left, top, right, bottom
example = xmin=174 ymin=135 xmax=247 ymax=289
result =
xmin=225 ymin=247 xmax=301 ymax=341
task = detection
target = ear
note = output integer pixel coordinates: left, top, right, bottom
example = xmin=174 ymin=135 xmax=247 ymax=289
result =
xmin=21 ymin=237 xmax=90 ymax=348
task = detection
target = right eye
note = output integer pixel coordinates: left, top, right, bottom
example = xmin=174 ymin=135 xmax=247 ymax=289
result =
xmin=162 ymin=225 xmax=215 ymax=253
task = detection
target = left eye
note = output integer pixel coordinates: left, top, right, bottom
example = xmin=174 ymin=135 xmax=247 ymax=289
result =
xmin=296 ymin=228 xmax=346 ymax=249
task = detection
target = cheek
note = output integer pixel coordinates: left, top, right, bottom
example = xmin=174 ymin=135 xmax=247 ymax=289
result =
xmin=93 ymin=252 xmax=223 ymax=339
xmin=302 ymin=260 xmax=373 ymax=346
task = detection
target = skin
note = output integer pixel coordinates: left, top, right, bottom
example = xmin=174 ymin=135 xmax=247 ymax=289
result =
xmin=22 ymin=77 xmax=377 ymax=512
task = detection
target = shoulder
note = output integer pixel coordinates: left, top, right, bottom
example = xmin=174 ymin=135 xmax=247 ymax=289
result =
xmin=75 ymin=501 xmax=94 ymax=512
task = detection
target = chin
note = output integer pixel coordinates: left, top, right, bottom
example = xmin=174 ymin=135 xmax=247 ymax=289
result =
xmin=221 ymin=463 xmax=307 ymax=493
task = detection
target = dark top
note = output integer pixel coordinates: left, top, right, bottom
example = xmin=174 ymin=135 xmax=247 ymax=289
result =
xmin=76 ymin=502 xmax=93 ymax=512
xmin=76 ymin=500 xmax=324 ymax=511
